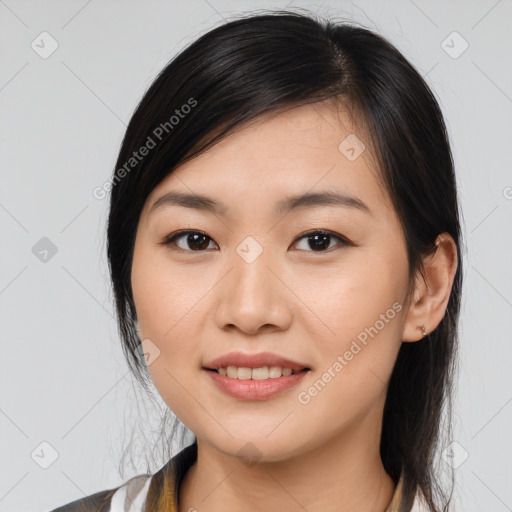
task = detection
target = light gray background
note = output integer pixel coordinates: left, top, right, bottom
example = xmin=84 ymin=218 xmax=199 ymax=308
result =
xmin=1 ymin=1 xmax=511 ymax=511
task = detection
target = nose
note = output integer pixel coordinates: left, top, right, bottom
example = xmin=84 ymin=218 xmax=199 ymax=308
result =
xmin=213 ymin=245 xmax=293 ymax=336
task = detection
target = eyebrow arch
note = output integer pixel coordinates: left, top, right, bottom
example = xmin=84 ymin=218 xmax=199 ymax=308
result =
xmin=148 ymin=190 xmax=371 ymax=218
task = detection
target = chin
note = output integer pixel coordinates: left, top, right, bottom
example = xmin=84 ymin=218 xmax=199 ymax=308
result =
xmin=205 ymin=432 xmax=313 ymax=465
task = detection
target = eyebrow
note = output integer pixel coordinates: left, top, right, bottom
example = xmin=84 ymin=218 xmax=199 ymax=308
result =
xmin=148 ymin=190 xmax=371 ymax=218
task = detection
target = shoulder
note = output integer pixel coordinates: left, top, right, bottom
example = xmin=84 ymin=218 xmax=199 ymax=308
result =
xmin=48 ymin=442 xmax=197 ymax=512
xmin=48 ymin=474 xmax=152 ymax=512
xmin=48 ymin=487 xmax=118 ymax=512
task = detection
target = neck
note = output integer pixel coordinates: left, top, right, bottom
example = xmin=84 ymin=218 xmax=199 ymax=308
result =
xmin=178 ymin=406 xmax=396 ymax=512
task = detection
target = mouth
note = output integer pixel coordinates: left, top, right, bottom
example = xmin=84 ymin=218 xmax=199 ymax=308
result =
xmin=203 ymin=351 xmax=311 ymax=377
xmin=202 ymin=352 xmax=311 ymax=399
xmin=203 ymin=366 xmax=311 ymax=380
xmin=203 ymin=365 xmax=311 ymax=400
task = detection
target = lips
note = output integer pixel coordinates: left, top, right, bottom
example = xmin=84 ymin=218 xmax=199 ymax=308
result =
xmin=206 ymin=369 xmax=309 ymax=400
xmin=203 ymin=351 xmax=311 ymax=372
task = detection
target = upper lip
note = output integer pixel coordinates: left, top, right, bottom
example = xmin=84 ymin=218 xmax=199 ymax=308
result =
xmin=203 ymin=352 xmax=310 ymax=371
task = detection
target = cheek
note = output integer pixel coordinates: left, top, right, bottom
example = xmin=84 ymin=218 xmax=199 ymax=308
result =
xmin=131 ymin=249 xmax=208 ymax=420
xmin=293 ymin=265 xmax=405 ymax=431
xmin=296 ymin=247 xmax=407 ymax=405
xmin=132 ymin=240 xmax=207 ymax=340
xmin=131 ymin=243 xmax=210 ymax=407
xmin=303 ymin=249 xmax=406 ymax=337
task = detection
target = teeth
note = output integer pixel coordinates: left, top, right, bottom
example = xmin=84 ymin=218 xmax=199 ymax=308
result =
xmin=218 ymin=366 xmax=298 ymax=379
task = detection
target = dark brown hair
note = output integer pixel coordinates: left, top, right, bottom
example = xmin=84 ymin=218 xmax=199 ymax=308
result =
xmin=107 ymin=9 xmax=463 ymax=511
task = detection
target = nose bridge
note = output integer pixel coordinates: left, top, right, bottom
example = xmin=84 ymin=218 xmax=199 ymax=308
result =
xmin=231 ymin=237 xmax=275 ymax=307
xmin=214 ymin=237 xmax=292 ymax=333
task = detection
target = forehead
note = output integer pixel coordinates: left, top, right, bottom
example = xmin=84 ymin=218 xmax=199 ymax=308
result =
xmin=143 ymin=102 xmax=391 ymax=218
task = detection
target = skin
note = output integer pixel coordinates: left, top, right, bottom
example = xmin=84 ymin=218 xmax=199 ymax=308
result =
xmin=130 ymin=101 xmax=458 ymax=512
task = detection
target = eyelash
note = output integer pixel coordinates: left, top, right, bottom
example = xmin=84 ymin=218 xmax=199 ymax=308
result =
xmin=159 ymin=229 xmax=353 ymax=253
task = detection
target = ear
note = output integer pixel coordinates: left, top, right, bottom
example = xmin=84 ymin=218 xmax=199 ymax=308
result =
xmin=402 ymin=233 xmax=458 ymax=342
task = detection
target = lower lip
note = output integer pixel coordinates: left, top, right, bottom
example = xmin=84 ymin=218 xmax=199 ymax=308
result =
xmin=205 ymin=369 xmax=309 ymax=400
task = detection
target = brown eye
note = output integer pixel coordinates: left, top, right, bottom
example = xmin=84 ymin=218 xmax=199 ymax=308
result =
xmin=292 ymin=230 xmax=351 ymax=252
xmin=161 ymin=230 xmax=217 ymax=251
xmin=160 ymin=229 xmax=351 ymax=253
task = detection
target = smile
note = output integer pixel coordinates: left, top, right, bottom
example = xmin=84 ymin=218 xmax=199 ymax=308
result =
xmin=208 ymin=365 xmax=306 ymax=379
xmin=204 ymin=367 xmax=310 ymax=400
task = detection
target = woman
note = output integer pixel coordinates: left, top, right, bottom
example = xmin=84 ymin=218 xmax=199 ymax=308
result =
xmin=51 ymin=9 xmax=462 ymax=512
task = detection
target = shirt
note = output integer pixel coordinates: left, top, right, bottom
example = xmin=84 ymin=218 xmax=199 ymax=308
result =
xmin=49 ymin=441 xmax=429 ymax=512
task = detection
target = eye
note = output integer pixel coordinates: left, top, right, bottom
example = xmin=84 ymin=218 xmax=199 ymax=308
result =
xmin=160 ymin=229 xmax=352 ymax=253
xmin=291 ymin=230 xmax=352 ymax=252
xmin=160 ymin=230 xmax=218 ymax=251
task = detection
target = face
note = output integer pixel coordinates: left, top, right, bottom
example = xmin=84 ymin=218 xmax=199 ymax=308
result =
xmin=130 ymin=101 xmax=412 ymax=462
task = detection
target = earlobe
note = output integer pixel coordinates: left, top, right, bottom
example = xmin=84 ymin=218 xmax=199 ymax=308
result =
xmin=401 ymin=233 xmax=458 ymax=343
xmin=416 ymin=324 xmax=427 ymax=337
